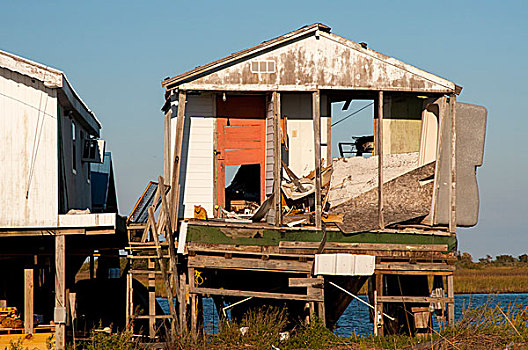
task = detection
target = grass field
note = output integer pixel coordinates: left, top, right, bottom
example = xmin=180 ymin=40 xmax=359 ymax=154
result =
xmin=454 ymin=265 xmax=528 ymax=294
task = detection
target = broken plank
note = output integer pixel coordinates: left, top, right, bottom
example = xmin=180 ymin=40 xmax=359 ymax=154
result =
xmin=189 ymin=287 xmax=323 ymax=302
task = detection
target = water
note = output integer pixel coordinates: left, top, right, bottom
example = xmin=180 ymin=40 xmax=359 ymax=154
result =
xmin=158 ymin=293 xmax=528 ymax=336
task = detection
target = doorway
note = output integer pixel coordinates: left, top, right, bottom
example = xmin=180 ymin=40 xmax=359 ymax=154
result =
xmin=216 ymin=95 xmax=266 ymax=211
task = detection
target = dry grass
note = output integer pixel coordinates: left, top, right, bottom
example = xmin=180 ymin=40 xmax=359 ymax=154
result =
xmin=455 ymin=266 xmax=528 ymax=294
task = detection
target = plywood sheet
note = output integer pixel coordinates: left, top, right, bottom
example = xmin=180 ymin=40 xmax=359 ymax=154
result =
xmin=330 ymin=162 xmax=435 ymax=233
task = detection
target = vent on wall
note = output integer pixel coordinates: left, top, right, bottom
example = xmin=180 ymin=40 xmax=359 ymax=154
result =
xmin=250 ymin=60 xmax=276 ymax=73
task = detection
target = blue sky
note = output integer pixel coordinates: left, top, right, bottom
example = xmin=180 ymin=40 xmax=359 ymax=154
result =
xmin=1 ymin=1 xmax=526 ymax=259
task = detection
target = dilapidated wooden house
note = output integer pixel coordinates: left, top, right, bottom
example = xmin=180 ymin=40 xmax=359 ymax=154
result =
xmin=0 ymin=50 xmax=125 ymax=348
xmin=128 ymin=23 xmax=487 ymax=337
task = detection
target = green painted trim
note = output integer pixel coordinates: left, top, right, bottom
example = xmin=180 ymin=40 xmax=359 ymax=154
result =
xmin=186 ymin=225 xmax=457 ymax=252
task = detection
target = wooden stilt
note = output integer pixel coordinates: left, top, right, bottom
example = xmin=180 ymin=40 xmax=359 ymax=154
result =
xmin=189 ymin=267 xmax=197 ymax=337
xmin=316 ymin=276 xmax=326 ymax=326
xmin=24 ymin=269 xmax=33 ymax=335
xmin=375 ymin=273 xmax=384 ymax=336
xmin=447 ymin=274 xmax=455 ymax=325
xmin=148 ymin=258 xmax=156 ymax=338
xmin=55 ymin=234 xmax=66 ymax=350
xmin=179 ymin=273 xmax=187 ymax=333
xmin=126 ymin=271 xmax=132 ymax=329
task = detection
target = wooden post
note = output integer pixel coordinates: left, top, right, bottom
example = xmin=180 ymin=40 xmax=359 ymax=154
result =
xmin=189 ymin=267 xmax=197 ymax=336
xmin=316 ymin=275 xmax=326 ymax=326
xmin=170 ymin=90 xmax=187 ymax=226
xmin=89 ymin=254 xmax=94 ymax=280
xmin=449 ymin=95 xmax=457 ymax=232
xmin=326 ymin=115 xmax=332 ymax=167
xmin=126 ymin=271 xmax=132 ymax=328
xmin=447 ymin=274 xmax=455 ymax=325
xmin=24 ymin=269 xmax=33 ymax=335
xmin=427 ymin=97 xmax=447 ymax=226
xmin=148 ymin=258 xmax=156 ymax=338
xmin=272 ymin=91 xmax=282 ymax=226
xmin=149 ymin=206 xmax=178 ymax=337
xmin=164 ymin=107 xmax=172 ymax=181
xmin=312 ymin=91 xmax=322 ymax=229
xmin=55 ymin=234 xmax=66 ymax=350
xmin=375 ymin=273 xmax=384 ymax=336
xmin=377 ymin=91 xmax=385 ymax=229
xmin=179 ymin=273 xmax=187 ymax=333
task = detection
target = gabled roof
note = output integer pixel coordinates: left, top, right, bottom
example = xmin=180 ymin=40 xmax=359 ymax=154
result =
xmin=162 ymin=23 xmax=461 ymax=94
xmin=0 ymin=49 xmax=102 ymax=132
xmin=162 ymin=23 xmax=330 ymax=88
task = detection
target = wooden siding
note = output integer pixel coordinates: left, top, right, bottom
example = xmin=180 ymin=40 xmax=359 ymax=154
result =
xmin=173 ymin=94 xmax=215 ymax=219
xmin=0 ymin=67 xmax=58 ymax=228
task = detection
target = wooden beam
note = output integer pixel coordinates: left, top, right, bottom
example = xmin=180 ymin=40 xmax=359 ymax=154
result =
xmin=377 ymin=296 xmax=454 ymax=303
xmin=188 ymin=255 xmax=312 ymax=273
xmin=279 ymin=241 xmax=448 ymax=252
xmin=376 ymin=263 xmax=455 ymax=272
xmin=449 ymin=95 xmax=457 ymax=232
xmin=170 ymin=90 xmax=187 ymax=226
xmin=24 ymin=269 xmax=33 ymax=335
xmin=164 ymin=107 xmax=172 ymax=181
xmin=288 ymin=278 xmax=323 ymax=287
xmin=190 ymin=286 xmax=323 ymax=302
xmin=377 ymin=91 xmax=385 ymax=229
xmin=312 ymin=91 xmax=322 ymax=229
xmin=55 ymin=234 xmax=65 ymax=350
xmin=272 ymin=91 xmax=282 ymax=226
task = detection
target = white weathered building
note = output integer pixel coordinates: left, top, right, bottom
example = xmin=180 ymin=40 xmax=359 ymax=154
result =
xmin=0 ymin=49 xmax=117 ymax=232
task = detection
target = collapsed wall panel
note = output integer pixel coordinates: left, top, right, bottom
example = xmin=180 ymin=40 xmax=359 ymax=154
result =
xmin=330 ymin=162 xmax=435 ymax=233
xmin=328 ymin=152 xmax=419 ymax=207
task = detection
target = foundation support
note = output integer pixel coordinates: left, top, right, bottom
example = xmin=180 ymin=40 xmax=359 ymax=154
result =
xmin=55 ymin=234 xmax=66 ymax=350
xmin=24 ymin=269 xmax=34 ymax=335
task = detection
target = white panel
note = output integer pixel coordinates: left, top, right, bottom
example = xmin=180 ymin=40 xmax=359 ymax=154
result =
xmin=175 ymin=94 xmax=215 ymax=219
xmin=0 ymin=68 xmax=58 ymax=228
xmin=314 ymin=254 xmax=375 ymax=276
xmin=58 ymin=213 xmax=116 ymax=228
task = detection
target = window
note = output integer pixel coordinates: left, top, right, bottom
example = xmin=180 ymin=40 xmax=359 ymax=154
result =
xmin=250 ymin=60 xmax=276 ymax=73
xmin=72 ymin=121 xmax=77 ymax=174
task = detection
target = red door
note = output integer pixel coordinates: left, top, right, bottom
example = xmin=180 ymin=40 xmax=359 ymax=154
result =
xmin=216 ymin=95 xmax=266 ymax=210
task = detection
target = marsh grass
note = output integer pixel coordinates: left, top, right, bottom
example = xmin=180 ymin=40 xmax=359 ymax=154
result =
xmin=34 ymin=302 xmax=528 ymax=349
xmin=455 ymin=266 xmax=528 ymax=294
